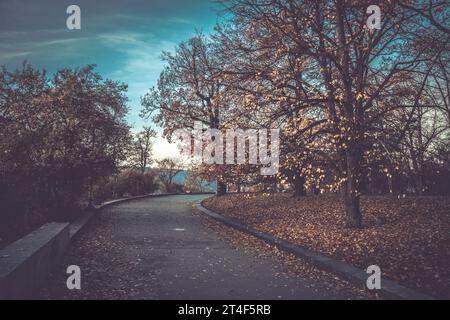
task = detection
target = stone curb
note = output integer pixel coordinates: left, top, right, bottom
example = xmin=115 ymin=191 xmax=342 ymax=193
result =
xmin=197 ymin=202 xmax=434 ymax=300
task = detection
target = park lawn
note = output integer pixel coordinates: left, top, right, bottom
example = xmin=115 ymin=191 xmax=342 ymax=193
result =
xmin=203 ymin=193 xmax=450 ymax=299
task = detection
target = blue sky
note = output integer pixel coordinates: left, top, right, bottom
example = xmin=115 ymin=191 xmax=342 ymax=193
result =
xmin=0 ymin=0 xmax=221 ymax=158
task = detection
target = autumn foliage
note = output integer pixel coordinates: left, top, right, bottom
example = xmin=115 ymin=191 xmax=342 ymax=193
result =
xmin=204 ymin=193 xmax=450 ymax=298
xmin=142 ymin=0 xmax=450 ymax=228
xmin=0 ymin=64 xmax=130 ymax=244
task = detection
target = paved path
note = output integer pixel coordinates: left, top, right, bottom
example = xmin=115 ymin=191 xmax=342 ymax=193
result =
xmin=44 ymin=195 xmax=356 ymax=299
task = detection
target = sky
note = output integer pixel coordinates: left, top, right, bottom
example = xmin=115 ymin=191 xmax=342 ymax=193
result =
xmin=0 ymin=0 xmax=221 ymax=159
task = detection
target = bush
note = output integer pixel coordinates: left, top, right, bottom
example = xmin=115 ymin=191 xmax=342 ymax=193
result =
xmin=166 ymin=183 xmax=184 ymax=193
xmin=0 ymin=64 xmax=130 ymax=245
xmin=94 ymin=170 xmax=158 ymax=203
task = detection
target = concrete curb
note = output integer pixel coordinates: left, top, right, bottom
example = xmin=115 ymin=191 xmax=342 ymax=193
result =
xmin=197 ymin=202 xmax=434 ymax=300
xmin=94 ymin=192 xmax=180 ymax=209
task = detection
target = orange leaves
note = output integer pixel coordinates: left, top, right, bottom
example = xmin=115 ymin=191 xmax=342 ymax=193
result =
xmin=204 ymin=193 xmax=450 ymax=298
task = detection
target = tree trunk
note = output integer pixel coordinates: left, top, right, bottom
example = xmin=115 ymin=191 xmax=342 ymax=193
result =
xmin=216 ymin=178 xmax=227 ymax=196
xmin=342 ymin=151 xmax=362 ymax=228
xmin=292 ymin=175 xmax=306 ymax=197
xmin=367 ymin=174 xmax=374 ymax=195
xmin=335 ymin=0 xmax=362 ymax=228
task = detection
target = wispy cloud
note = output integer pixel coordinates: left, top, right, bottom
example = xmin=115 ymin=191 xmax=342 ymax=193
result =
xmin=0 ymin=0 xmax=219 ymax=158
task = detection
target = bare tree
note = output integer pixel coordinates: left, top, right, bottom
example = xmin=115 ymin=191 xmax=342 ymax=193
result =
xmin=399 ymin=0 xmax=450 ymax=35
xmin=141 ymin=34 xmax=232 ymax=195
xmin=215 ymin=0 xmax=439 ymax=227
xmin=156 ymin=157 xmax=184 ymax=192
xmin=130 ymin=127 xmax=156 ymax=173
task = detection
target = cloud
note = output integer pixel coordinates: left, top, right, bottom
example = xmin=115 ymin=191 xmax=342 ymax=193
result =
xmin=98 ymin=31 xmax=176 ymax=104
xmin=0 ymin=51 xmax=33 ymax=60
xmin=152 ymin=137 xmax=181 ymax=160
xmin=0 ymin=1 xmax=219 ymax=159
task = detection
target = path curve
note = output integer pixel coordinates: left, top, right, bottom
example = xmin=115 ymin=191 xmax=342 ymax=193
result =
xmin=43 ymin=195 xmax=355 ymax=299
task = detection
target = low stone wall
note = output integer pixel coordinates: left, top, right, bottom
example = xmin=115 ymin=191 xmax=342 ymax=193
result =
xmin=0 ymin=222 xmax=70 ymax=300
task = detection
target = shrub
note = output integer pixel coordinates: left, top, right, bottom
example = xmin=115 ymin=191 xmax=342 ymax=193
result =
xmin=93 ymin=170 xmax=158 ymax=203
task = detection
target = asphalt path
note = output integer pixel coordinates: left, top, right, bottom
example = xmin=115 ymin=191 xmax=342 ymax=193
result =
xmin=42 ymin=195 xmax=357 ymax=299
xmin=86 ymin=195 xmax=351 ymax=299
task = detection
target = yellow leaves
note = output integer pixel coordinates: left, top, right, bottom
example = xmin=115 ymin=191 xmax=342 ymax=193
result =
xmin=335 ymin=94 xmax=344 ymax=102
xmin=355 ymin=92 xmax=367 ymax=101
